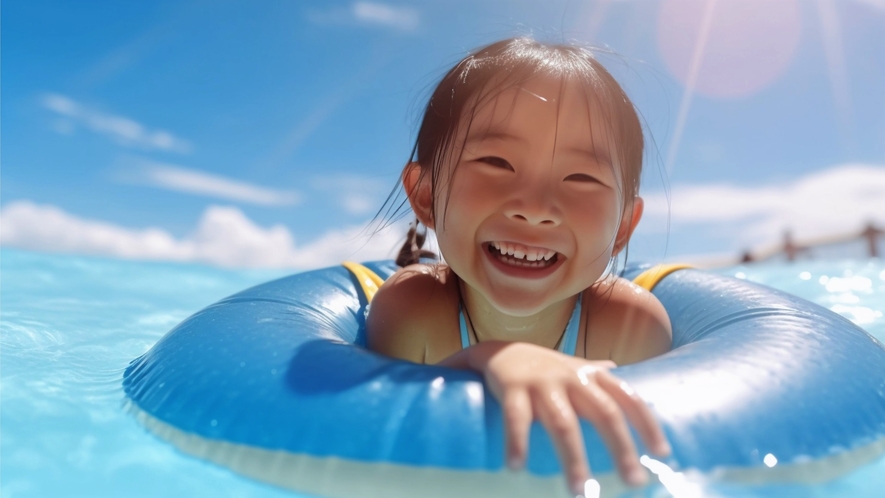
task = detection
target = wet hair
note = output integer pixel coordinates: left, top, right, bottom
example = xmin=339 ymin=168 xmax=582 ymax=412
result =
xmin=395 ymin=220 xmax=437 ymax=267
xmin=393 ymin=37 xmax=644 ymax=267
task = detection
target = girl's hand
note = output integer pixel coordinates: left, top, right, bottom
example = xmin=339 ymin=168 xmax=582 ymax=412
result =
xmin=468 ymin=341 xmax=670 ymax=494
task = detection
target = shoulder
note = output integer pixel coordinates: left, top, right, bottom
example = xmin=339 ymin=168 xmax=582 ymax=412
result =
xmin=584 ymin=276 xmax=672 ymax=365
xmin=366 ymin=264 xmax=459 ymax=363
xmin=372 ymin=263 xmax=458 ymax=312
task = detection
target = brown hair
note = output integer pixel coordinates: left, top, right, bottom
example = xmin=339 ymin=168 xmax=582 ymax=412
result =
xmin=392 ymin=37 xmax=644 ymax=267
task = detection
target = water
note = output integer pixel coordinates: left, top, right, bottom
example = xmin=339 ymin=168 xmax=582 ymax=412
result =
xmin=2 ymin=248 xmax=883 ymax=497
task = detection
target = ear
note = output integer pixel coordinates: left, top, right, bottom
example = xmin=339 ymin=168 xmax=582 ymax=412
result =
xmin=402 ymin=162 xmax=435 ymax=229
xmin=613 ymin=196 xmax=643 ymax=256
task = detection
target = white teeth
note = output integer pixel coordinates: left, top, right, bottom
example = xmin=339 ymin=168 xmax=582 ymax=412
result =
xmin=490 ymin=241 xmax=557 ymax=263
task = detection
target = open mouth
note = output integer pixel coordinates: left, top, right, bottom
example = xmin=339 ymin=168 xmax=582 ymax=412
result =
xmin=485 ymin=241 xmax=560 ymax=269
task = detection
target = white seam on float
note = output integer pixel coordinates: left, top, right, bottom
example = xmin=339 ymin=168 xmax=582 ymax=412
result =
xmin=125 ymin=399 xmax=885 ymax=497
xmin=124 ymin=400 xmax=606 ymax=498
xmin=707 ymin=437 xmax=885 ymax=485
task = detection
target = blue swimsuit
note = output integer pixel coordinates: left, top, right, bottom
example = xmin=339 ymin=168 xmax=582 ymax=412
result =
xmin=458 ymin=293 xmax=583 ymax=356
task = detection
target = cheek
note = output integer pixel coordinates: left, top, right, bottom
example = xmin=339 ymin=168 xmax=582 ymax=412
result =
xmin=433 ymin=193 xmax=475 ymax=246
xmin=438 ymin=171 xmax=493 ymax=221
xmin=570 ymin=196 xmax=622 ymax=240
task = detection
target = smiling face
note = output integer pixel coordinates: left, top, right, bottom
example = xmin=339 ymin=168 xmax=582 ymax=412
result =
xmin=406 ymin=76 xmax=643 ymax=316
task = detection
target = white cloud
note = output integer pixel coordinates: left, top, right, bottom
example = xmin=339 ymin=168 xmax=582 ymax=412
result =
xmin=134 ymin=160 xmax=301 ymax=206
xmin=352 ymin=2 xmax=419 ymax=30
xmin=307 ymin=2 xmax=419 ymax=31
xmin=0 ymin=201 xmax=404 ymax=269
xmin=311 ymin=173 xmax=392 ymax=216
xmin=342 ymin=195 xmax=376 ymax=215
xmin=41 ymin=93 xmax=192 ymax=154
xmin=643 ymin=163 xmax=885 ymax=246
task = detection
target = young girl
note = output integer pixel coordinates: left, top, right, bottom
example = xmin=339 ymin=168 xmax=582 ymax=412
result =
xmin=367 ymin=38 xmax=672 ymax=495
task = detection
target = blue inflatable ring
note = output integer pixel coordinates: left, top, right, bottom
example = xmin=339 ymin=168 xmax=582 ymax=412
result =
xmin=123 ymin=262 xmax=885 ymax=497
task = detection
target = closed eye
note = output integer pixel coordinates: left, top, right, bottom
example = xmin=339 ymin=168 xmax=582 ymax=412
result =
xmin=477 ymin=156 xmax=514 ymax=171
xmin=564 ymin=173 xmax=602 ymax=184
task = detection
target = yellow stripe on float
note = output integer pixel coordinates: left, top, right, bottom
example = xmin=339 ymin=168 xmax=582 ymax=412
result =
xmin=631 ymin=264 xmax=693 ymax=291
xmin=342 ymin=261 xmax=386 ymax=303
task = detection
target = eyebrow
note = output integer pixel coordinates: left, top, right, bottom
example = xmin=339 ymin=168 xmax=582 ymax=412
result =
xmin=464 ymin=129 xmax=614 ymax=165
xmin=464 ymin=129 xmax=527 ymax=146
xmin=563 ymin=146 xmax=613 ymax=166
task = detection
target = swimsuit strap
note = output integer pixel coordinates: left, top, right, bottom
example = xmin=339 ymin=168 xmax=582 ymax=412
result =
xmin=459 ymin=303 xmax=471 ymax=349
xmin=459 ymin=292 xmax=583 ymax=356
xmin=558 ymin=292 xmax=582 ymax=356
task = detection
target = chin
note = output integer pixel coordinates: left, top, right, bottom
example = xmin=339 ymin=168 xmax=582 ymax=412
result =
xmin=483 ymin=287 xmax=561 ymax=317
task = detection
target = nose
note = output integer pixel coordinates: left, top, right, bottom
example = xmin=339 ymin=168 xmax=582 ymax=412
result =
xmin=503 ymin=184 xmax=561 ymax=226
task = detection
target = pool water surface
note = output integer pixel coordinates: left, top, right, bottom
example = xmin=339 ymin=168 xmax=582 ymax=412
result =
xmin=1 ymin=249 xmax=883 ymax=497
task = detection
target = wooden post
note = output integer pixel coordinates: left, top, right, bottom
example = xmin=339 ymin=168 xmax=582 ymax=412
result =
xmin=861 ymin=223 xmax=881 ymax=258
xmin=784 ymin=230 xmax=798 ymax=261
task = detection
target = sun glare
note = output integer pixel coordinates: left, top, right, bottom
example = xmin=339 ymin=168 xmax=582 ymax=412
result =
xmin=657 ymin=0 xmax=802 ymax=99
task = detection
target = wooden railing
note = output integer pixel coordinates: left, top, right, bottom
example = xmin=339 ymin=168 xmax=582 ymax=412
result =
xmin=739 ymin=222 xmax=883 ymax=263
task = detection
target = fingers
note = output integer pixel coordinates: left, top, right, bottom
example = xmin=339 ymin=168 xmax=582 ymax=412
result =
xmin=533 ymin=389 xmax=590 ymax=496
xmin=502 ymin=390 xmax=533 ymax=469
xmin=569 ymin=382 xmax=646 ymax=487
xmin=596 ymin=371 xmax=671 ymax=457
xmin=502 ymin=372 xmax=667 ymax=492
xmin=484 ymin=345 xmax=670 ymax=494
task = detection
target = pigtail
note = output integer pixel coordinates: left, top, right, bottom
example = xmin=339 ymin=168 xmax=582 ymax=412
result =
xmin=396 ymin=219 xmax=437 ymax=267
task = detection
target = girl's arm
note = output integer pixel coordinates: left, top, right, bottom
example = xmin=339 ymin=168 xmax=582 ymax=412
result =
xmin=440 ymin=280 xmax=672 ymax=494
xmin=368 ymin=268 xmax=672 ymax=493
xmin=439 ymin=341 xmax=670 ymax=495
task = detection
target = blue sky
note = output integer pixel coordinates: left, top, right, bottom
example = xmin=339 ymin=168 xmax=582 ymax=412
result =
xmin=2 ymin=0 xmax=884 ymax=268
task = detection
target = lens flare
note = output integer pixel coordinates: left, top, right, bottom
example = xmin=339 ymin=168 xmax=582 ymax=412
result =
xmin=657 ymin=0 xmax=802 ymax=99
